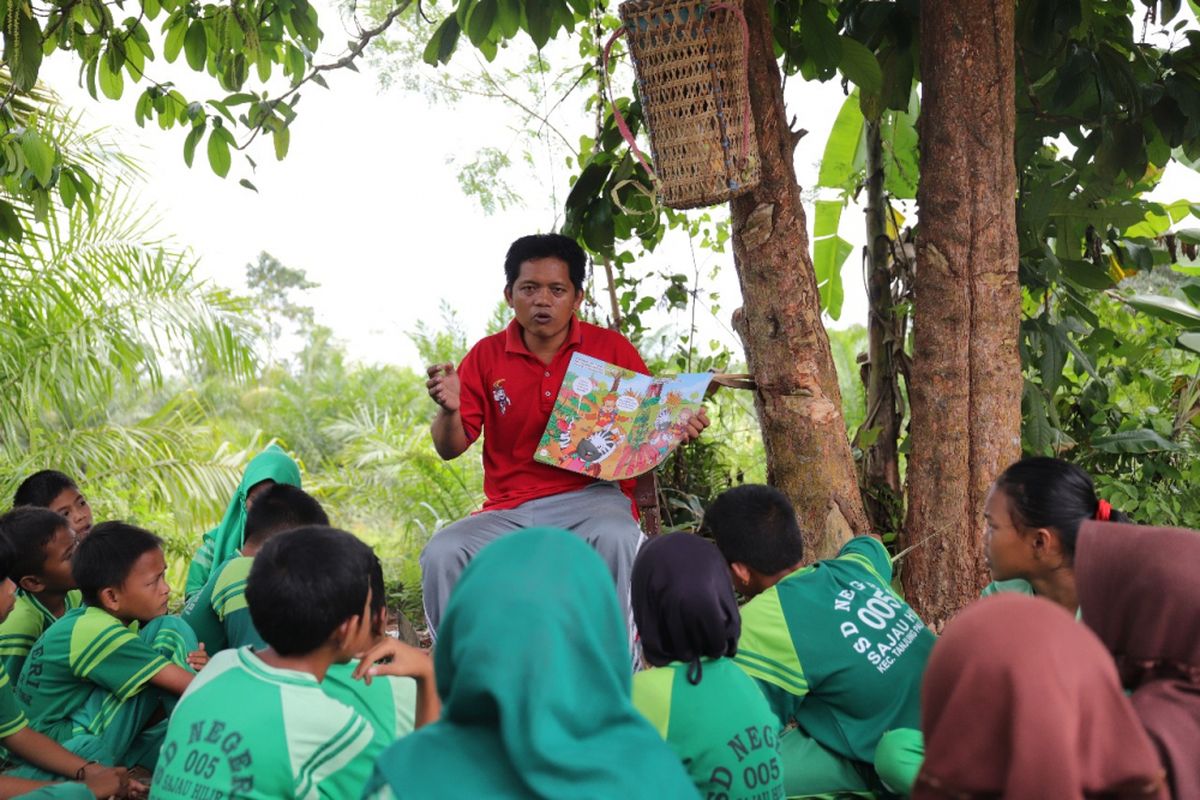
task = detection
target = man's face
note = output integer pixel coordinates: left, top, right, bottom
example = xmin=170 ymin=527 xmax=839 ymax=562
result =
xmin=49 ymin=487 xmax=93 ymax=539
xmin=107 ymin=548 xmax=171 ymax=623
xmin=504 ymin=257 xmax=583 ymax=345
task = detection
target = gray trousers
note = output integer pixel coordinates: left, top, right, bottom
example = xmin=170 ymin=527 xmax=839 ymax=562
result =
xmin=420 ymin=482 xmax=643 ymax=640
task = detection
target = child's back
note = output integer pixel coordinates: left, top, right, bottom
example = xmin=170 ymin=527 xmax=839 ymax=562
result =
xmin=0 ymin=589 xmax=82 ymax=683
xmin=151 ymin=647 xmax=374 ymax=799
xmin=633 ymin=658 xmax=781 ymax=800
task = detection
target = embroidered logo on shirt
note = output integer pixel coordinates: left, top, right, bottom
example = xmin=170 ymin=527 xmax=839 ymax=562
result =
xmin=492 ymin=379 xmax=511 ymax=416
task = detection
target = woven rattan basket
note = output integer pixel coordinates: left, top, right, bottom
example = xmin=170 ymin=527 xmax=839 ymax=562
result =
xmin=615 ymin=0 xmax=759 ymax=210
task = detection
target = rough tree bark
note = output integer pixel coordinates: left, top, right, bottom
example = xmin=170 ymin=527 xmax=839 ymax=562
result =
xmin=729 ymin=0 xmax=870 ymax=560
xmin=858 ymin=120 xmax=905 ymax=535
xmin=902 ymin=0 xmax=1022 ymax=628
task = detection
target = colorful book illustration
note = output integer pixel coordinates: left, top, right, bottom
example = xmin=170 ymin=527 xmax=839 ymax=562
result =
xmin=535 ymin=353 xmax=713 ymax=480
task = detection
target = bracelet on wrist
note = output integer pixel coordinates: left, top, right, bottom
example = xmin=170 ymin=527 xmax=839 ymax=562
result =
xmin=75 ymin=760 xmax=99 ymax=780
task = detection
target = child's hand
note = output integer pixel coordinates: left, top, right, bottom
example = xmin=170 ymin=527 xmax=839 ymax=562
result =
xmin=352 ymin=638 xmax=433 ymax=686
xmin=186 ymin=642 xmax=208 ymax=672
xmin=82 ymin=763 xmax=126 ymax=799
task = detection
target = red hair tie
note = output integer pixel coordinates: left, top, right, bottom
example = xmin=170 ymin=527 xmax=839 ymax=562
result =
xmin=1096 ymin=499 xmax=1112 ymax=521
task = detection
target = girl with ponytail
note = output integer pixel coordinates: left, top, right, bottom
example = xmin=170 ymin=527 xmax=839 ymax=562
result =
xmin=981 ymin=456 xmax=1128 ymax=615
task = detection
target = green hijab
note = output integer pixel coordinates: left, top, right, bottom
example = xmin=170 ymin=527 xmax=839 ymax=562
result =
xmin=369 ymin=528 xmax=698 ymax=799
xmin=184 ymin=445 xmax=301 ymax=597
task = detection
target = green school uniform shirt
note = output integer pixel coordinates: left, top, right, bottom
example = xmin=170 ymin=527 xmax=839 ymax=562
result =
xmin=735 ymin=536 xmax=934 ymax=764
xmin=980 ymin=578 xmax=1082 ymax=619
xmin=15 ymin=606 xmax=169 ymax=742
xmin=181 ymin=556 xmax=263 ymax=653
xmin=0 ymin=662 xmax=30 ymax=738
xmin=150 ymin=647 xmax=377 ymax=800
xmin=322 ymin=661 xmax=417 ymax=751
xmin=0 ymin=590 xmax=83 ymax=683
xmin=633 ymin=658 xmax=784 ymax=800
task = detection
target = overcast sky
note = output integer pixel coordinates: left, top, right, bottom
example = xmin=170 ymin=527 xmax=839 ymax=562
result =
xmin=37 ymin=5 xmax=1199 ymax=372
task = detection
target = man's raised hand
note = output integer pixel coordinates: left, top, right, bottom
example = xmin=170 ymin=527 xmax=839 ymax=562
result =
xmin=681 ymin=406 xmax=711 ymax=444
xmin=426 ymin=363 xmax=461 ymax=413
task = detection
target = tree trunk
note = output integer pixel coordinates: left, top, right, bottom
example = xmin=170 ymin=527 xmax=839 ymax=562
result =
xmin=902 ymin=0 xmax=1022 ymax=628
xmin=729 ymin=0 xmax=870 ymax=560
xmin=858 ymin=120 xmax=904 ymax=535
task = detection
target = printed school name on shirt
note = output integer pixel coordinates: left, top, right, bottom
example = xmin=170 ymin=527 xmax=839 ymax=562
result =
xmin=834 ymin=580 xmax=926 ymax=674
xmin=704 ymin=723 xmax=784 ymax=800
xmin=155 ymin=719 xmax=254 ymax=798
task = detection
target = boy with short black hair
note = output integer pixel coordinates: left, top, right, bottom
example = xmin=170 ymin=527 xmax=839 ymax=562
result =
xmin=13 ymin=471 xmax=93 ymax=540
xmin=153 ymin=526 xmax=432 ymax=799
xmin=705 ymin=484 xmax=934 ymax=797
xmin=321 ymin=554 xmax=438 ymax=749
xmin=0 ymin=533 xmax=129 ymax=800
xmin=0 ymin=509 xmax=83 ymax=682
xmin=16 ymin=522 xmax=203 ymax=770
xmin=182 ymin=483 xmax=329 ymax=654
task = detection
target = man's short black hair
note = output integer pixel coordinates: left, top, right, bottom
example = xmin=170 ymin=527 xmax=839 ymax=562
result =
xmin=243 ymin=484 xmax=329 ymax=546
xmin=73 ymin=522 xmax=163 ymax=606
xmin=246 ymin=526 xmax=375 ymax=656
xmin=703 ymin=484 xmax=805 ymax=575
xmin=0 ymin=507 xmax=70 ymax=580
xmin=13 ymin=470 xmax=78 ymax=508
xmin=503 ymin=233 xmax=587 ymax=292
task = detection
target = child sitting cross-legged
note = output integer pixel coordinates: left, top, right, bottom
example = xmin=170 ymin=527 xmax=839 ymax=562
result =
xmin=0 ymin=509 xmax=83 ymax=683
xmin=0 ymin=533 xmax=130 ymax=800
xmin=152 ymin=526 xmax=434 ymax=800
xmin=182 ymin=483 xmax=328 ymax=655
xmin=15 ymin=523 xmax=204 ymax=772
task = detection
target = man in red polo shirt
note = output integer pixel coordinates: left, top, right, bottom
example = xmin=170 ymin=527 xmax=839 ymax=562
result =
xmin=421 ymin=233 xmax=709 ymax=638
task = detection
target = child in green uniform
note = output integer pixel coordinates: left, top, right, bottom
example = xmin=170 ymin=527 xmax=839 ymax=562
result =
xmin=182 ymin=484 xmax=328 ymax=654
xmin=152 ymin=526 xmax=417 ymax=800
xmin=0 ymin=509 xmax=84 ymax=682
xmin=630 ymin=532 xmax=784 ymax=800
xmin=321 ymin=553 xmax=430 ymax=749
xmin=185 ymin=445 xmax=301 ymax=598
xmin=0 ymin=534 xmax=129 ymax=800
xmin=981 ymin=456 xmax=1128 ymax=615
xmin=13 ymin=471 xmax=94 ymax=540
xmin=16 ymin=523 xmax=204 ymax=769
xmin=705 ymin=485 xmax=935 ymax=798
xmin=364 ymin=528 xmax=698 ymax=800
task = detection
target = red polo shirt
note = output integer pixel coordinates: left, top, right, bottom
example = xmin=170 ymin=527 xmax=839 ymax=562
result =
xmin=457 ymin=317 xmax=648 ymax=511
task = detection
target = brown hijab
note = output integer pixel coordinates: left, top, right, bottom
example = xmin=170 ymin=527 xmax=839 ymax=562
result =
xmin=1076 ymin=520 xmax=1200 ymax=800
xmin=914 ymin=594 xmax=1166 ymax=800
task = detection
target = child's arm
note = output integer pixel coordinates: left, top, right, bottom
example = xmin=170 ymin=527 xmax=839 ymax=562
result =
xmin=148 ymin=663 xmax=195 ymax=696
xmin=352 ymin=639 xmax=441 ymax=728
xmin=1 ymin=726 xmax=127 ymax=792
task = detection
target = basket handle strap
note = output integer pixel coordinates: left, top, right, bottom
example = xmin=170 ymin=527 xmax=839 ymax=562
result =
xmin=709 ymin=2 xmax=754 ymax=167
xmin=602 ymin=26 xmax=657 ymax=182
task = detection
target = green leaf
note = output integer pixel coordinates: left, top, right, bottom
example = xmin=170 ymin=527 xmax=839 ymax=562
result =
xmin=182 ymin=123 xmax=206 ymax=168
xmin=839 ymin=37 xmax=883 ymax=98
xmin=0 ymin=200 xmax=23 ymax=243
xmin=5 ymin=10 xmax=44 ymax=91
xmin=163 ymin=15 xmax=187 ymax=62
xmin=207 ymin=129 xmax=231 ymax=177
xmin=466 ymin=0 xmax=496 ymax=46
xmin=800 ymin=0 xmax=841 ymax=72
xmin=97 ymin=52 xmax=125 ymax=100
xmin=816 ymin=94 xmax=864 ymax=190
xmin=524 ymin=0 xmax=556 ymax=50
xmin=239 ymin=178 xmax=258 ymax=192
xmin=184 ymin=20 xmax=207 ymax=71
xmin=273 ymin=126 xmax=290 ymax=161
xmin=1061 ymin=259 xmax=1116 ymax=290
xmin=1178 ymin=331 xmax=1200 ymax=354
xmin=496 ymin=0 xmax=520 ymax=38
xmin=422 ymin=15 xmax=461 ymax=66
xmin=582 ymin=198 xmax=615 ymax=254
xmin=1126 ymin=293 xmax=1200 ymax=327
xmin=813 ymin=200 xmax=851 ymax=320
xmin=1091 ymin=429 xmax=1180 ymax=453
xmin=813 ymin=198 xmax=843 ymax=238
xmin=19 ymin=129 xmax=54 ymax=186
